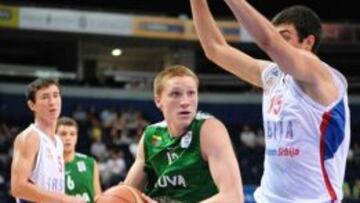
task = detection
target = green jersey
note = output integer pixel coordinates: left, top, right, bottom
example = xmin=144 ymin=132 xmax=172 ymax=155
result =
xmin=65 ymin=153 xmax=96 ymax=203
xmin=143 ymin=112 xmax=218 ymax=203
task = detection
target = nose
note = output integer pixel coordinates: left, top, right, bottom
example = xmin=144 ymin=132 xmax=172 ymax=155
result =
xmin=180 ymin=96 xmax=191 ymax=108
xmin=49 ymin=96 xmax=58 ymax=105
xmin=180 ymin=102 xmax=189 ymax=108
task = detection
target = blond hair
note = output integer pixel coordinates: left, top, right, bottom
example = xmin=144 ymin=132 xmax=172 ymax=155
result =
xmin=153 ymin=65 xmax=199 ymax=96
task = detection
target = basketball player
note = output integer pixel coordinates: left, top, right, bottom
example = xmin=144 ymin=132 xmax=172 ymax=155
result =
xmin=11 ymin=78 xmax=85 ymax=203
xmin=124 ymin=65 xmax=244 ymax=203
xmin=190 ymin=1 xmax=350 ymax=202
xmin=56 ymin=116 xmax=102 ymax=203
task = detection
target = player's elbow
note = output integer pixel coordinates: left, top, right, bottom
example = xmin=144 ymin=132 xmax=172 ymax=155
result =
xmin=227 ymin=191 xmax=244 ymax=203
xmin=202 ymin=44 xmax=218 ymax=60
xmin=203 ymin=43 xmax=229 ymax=63
xmin=11 ymin=179 xmax=25 ymax=197
xmin=11 ymin=183 xmax=21 ymax=197
xmin=257 ymin=32 xmax=281 ymax=53
xmin=221 ymin=185 xmax=244 ymax=203
xmin=234 ymin=192 xmax=245 ymax=203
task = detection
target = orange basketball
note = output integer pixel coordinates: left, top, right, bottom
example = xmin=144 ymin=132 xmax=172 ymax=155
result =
xmin=96 ymin=185 xmax=144 ymax=203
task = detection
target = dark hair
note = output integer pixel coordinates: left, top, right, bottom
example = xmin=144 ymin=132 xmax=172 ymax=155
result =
xmin=26 ymin=78 xmax=60 ymax=102
xmin=272 ymin=5 xmax=322 ymax=53
xmin=57 ymin=116 xmax=79 ymax=131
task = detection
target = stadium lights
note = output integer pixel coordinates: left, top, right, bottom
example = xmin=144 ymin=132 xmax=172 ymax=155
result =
xmin=111 ymin=48 xmax=122 ymax=56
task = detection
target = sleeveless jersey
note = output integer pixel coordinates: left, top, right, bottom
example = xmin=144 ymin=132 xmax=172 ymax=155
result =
xmin=143 ymin=112 xmax=218 ymax=203
xmin=65 ymin=153 xmax=96 ymax=203
xmin=18 ymin=124 xmax=65 ymax=203
xmin=254 ymin=62 xmax=351 ymax=203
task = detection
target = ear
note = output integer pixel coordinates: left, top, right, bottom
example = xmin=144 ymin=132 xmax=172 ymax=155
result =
xmin=27 ymin=100 xmax=35 ymax=111
xmin=154 ymin=95 xmax=162 ymax=109
xmin=303 ymin=35 xmax=315 ymax=51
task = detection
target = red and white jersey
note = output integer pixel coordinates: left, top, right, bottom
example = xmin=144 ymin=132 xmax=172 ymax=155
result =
xmin=254 ymin=62 xmax=351 ymax=203
xmin=17 ymin=124 xmax=65 ymax=203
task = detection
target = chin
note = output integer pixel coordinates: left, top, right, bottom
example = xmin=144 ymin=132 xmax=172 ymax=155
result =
xmin=49 ymin=114 xmax=60 ymax=120
xmin=64 ymin=149 xmax=73 ymax=153
xmin=180 ymin=120 xmax=192 ymax=127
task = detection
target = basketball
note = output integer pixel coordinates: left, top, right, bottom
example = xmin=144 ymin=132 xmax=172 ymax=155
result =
xmin=96 ymin=185 xmax=144 ymax=203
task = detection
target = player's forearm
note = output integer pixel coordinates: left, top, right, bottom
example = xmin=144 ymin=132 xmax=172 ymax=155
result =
xmin=124 ymin=161 xmax=146 ymax=190
xmin=12 ymin=182 xmax=66 ymax=202
xmin=190 ymin=0 xmax=227 ymax=57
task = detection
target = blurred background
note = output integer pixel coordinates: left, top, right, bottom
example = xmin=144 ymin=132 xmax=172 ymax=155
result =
xmin=1 ymin=0 xmax=360 ymax=202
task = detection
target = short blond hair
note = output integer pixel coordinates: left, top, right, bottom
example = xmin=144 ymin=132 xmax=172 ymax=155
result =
xmin=153 ymin=65 xmax=199 ymax=96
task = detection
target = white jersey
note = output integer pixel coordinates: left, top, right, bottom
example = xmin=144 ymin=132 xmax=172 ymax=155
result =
xmin=17 ymin=124 xmax=65 ymax=203
xmin=254 ymin=62 xmax=350 ymax=203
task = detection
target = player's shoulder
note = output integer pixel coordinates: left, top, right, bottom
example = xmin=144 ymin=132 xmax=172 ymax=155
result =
xmin=75 ymin=152 xmax=96 ymax=162
xmin=148 ymin=120 xmax=167 ymax=129
xmin=13 ymin=126 xmax=40 ymax=154
xmin=201 ymin=116 xmax=225 ymax=131
xmin=75 ymin=152 xmax=90 ymax=159
xmin=192 ymin=112 xmax=215 ymax=130
xmin=15 ymin=126 xmax=39 ymax=145
xmin=145 ymin=121 xmax=167 ymax=135
xmin=142 ymin=121 xmax=169 ymax=143
xmin=194 ymin=111 xmax=213 ymax=120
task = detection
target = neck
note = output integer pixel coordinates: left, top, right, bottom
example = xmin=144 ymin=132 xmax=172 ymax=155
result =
xmin=168 ymin=123 xmax=187 ymax=138
xmin=34 ymin=118 xmax=56 ymax=137
xmin=64 ymin=151 xmax=75 ymax=163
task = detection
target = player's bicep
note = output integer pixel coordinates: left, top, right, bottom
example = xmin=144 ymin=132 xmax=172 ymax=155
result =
xmin=11 ymin=133 xmax=39 ymax=187
xmin=135 ymin=134 xmax=145 ymax=161
xmin=124 ymin=135 xmax=146 ymax=190
xmin=210 ymin=45 xmax=267 ymax=87
xmin=11 ymin=138 xmax=22 ymax=184
xmin=267 ymin=42 xmax=326 ymax=84
xmin=200 ymin=119 xmax=242 ymax=196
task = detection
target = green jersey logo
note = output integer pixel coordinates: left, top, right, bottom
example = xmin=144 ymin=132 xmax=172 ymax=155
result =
xmin=151 ymin=135 xmax=162 ymax=146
